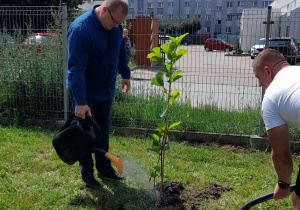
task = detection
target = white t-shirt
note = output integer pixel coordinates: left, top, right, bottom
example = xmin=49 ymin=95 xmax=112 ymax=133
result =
xmin=262 ymin=66 xmax=300 ymax=130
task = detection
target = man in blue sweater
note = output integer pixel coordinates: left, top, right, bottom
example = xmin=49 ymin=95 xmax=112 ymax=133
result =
xmin=67 ymin=0 xmax=130 ymax=189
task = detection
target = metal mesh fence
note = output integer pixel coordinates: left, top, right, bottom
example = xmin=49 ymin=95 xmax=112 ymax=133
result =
xmin=0 ymin=6 xmax=299 ymax=135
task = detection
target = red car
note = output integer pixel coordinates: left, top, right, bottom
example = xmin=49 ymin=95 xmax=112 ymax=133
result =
xmin=204 ymin=38 xmax=233 ymax=52
xmin=22 ymin=33 xmax=56 ymax=54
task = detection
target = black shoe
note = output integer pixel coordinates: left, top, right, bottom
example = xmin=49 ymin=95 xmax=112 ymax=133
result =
xmin=97 ymin=168 xmax=124 ymax=180
xmin=82 ymin=174 xmax=100 ymax=189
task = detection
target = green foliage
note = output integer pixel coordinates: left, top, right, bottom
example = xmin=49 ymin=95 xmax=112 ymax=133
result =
xmin=159 ymin=18 xmax=201 ymax=35
xmin=0 ymin=21 xmax=64 ymax=125
xmin=147 ymin=33 xmax=189 ymax=200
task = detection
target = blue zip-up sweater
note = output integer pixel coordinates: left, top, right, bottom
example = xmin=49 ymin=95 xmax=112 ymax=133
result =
xmin=66 ymin=6 xmax=130 ymax=105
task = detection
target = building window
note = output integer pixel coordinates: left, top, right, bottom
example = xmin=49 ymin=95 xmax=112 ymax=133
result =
xmin=238 ymin=1 xmax=244 ymax=6
xmin=167 ymin=14 xmax=173 ymax=19
xmin=252 ymin=1 xmax=258 ymax=6
xmin=263 ymin=1 xmax=272 ymax=7
xmin=157 ymin=2 xmax=163 ymax=8
xmin=205 ymin=14 xmax=211 ymax=21
xmin=217 ymin=6 xmax=222 ymax=11
xmin=128 ymin=2 xmax=133 ymax=8
xmin=168 ymin=2 xmax=174 ymax=7
xmin=196 ymin=2 xmax=201 ymax=8
xmin=226 ymin=15 xmax=232 ymax=21
xmin=157 ymin=15 xmax=163 ymax=20
xmin=185 ymin=1 xmax=190 ymax=7
xmin=148 ymin=3 xmax=153 ymax=8
xmin=205 ymin=3 xmax=210 ymax=8
xmin=216 ymin=20 xmax=221 ymax=24
xmin=227 ymin=2 xmax=233 ymax=8
xmin=205 ymin=27 xmax=210 ymax=33
xmin=226 ymin=27 xmax=232 ymax=33
xmin=195 ymin=14 xmax=201 ymax=18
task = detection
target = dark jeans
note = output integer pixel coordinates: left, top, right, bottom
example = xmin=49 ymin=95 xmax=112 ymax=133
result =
xmin=70 ymin=95 xmax=113 ymax=176
xmin=296 ymin=165 xmax=300 ymax=197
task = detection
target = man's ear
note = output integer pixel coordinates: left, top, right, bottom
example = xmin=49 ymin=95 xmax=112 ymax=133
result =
xmin=264 ymin=66 xmax=271 ymax=77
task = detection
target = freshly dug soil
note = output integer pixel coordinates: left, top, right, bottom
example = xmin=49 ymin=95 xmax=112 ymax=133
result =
xmin=155 ymin=181 xmax=233 ymax=209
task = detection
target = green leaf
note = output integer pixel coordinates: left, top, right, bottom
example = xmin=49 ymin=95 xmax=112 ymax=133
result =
xmin=147 ymin=146 xmax=161 ymax=153
xmin=166 ymin=63 xmax=172 ymax=72
xmin=155 ymin=57 xmax=165 ymax=64
xmin=172 ymin=70 xmax=182 ymax=78
xmin=158 ymin=122 xmax=166 ymax=130
xmin=169 ymin=90 xmax=181 ymax=105
xmin=150 ymin=171 xmax=159 ymax=178
xmin=151 ymin=72 xmax=164 ymax=87
xmin=152 ymin=47 xmax=162 ymax=57
xmin=177 ymin=49 xmax=188 ymax=56
xmin=161 ymin=44 xmax=169 ymax=54
xmin=169 ymin=36 xmax=176 ymax=44
xmin=166 ymin=72 xmax=172 ymax=78
xmin=154 ymin=166 xmax=161 ymax=172
xmin=147 ymin=52 xmax=157 ymax=58
xmin=151 ymin=134 xmax=159 ymax=141
xmin=169 ymin=122 xmax=180 ymax=129
xmin=160 ymin=68 xmax=168 ymax=73
xmin=172 ymin=75 xmax=182 ymax=82
xmin=176 ymin=33 xmax=189 ymax=45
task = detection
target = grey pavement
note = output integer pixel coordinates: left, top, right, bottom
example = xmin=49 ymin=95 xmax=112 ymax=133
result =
xmin=130 ymin=46 xmax=299 ymax=110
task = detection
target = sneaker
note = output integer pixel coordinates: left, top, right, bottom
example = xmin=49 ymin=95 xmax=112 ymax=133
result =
xmin=97 ymin=168 xmax=124 ymax=180
xmin=82 ymin=174 xmax=100 ymax=189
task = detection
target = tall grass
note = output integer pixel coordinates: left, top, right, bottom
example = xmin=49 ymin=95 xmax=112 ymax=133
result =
xmin=112 ymin=84 xmax=260 ymax=135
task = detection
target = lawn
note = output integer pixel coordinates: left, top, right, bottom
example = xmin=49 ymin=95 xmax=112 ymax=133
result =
xmin=0 ymin=125 xmax=299 ymax=209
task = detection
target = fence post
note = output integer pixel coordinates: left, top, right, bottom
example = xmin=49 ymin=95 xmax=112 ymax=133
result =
xmin=62 ymin=3 xmax=69 ymax=121
xmin=259 ymin=6 xmax=274 ymax=137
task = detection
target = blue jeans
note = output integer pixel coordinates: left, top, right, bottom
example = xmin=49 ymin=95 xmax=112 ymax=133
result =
xmin=70 ymin=95 xmax=113 ymax=176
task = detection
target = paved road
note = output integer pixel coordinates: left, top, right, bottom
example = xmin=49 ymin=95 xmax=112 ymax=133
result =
xmin=130 ymin=46 xmax=298 ymax=110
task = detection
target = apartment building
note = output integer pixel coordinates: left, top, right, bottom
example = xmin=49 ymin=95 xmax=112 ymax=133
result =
xmin=127 ymin=0 xmax=273 ymax=36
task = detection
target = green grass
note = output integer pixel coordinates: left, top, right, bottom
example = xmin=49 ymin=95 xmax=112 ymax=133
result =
xmin=0 ymin=125 xmax=299 ymax=209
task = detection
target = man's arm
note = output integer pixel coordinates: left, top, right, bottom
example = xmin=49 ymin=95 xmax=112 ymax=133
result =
xmin=267 ymin=124 xmax=293 ymax=200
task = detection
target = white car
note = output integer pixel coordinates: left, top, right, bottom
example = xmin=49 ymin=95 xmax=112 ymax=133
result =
xmin=250 ymin=38 xmax=265 ymax=59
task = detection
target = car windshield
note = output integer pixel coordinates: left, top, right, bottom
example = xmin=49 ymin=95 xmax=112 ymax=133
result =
xmin=256 ymin=39 xmax=265 ymax=45
xmin=26 ymin=35 xmax=55 ymax=43
xmin=269 ymin=39 xmax=291 ymax=46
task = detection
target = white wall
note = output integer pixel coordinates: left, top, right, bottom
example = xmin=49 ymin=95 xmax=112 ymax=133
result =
xmin=78 ymin=0 xmax=104 ymax=11
xmin=240 ymin=7 xmax=281 ymax=52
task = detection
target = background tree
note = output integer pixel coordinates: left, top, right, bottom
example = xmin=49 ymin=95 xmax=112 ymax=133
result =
xmin=159 ymin=18 xmax=201 ymax=36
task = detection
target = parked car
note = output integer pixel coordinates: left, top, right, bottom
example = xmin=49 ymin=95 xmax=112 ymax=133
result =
xmin=250 ymin=38 xmax=265 ymax=59
xmin=22 ymin=33 xmax=56 ymax=54
xmin=0 ymin=33 xmax=15 ymax=53
xmin=251 ymin=37 xmax=300 ymax=64
xmin=204 ymin=38 xmax=233 ymax=52
xmin=181 ymin=36 xmax=193 ymax=45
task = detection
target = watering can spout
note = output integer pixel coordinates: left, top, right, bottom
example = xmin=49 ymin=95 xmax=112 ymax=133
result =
xmin=92 ymin=148 xmax=123 ymax=175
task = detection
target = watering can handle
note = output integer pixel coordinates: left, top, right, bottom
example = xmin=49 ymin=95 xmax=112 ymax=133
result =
xmin=59 ymin=113 xmax=75 ymax=132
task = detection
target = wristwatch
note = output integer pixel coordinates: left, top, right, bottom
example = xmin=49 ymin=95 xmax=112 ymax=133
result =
xmin=277 ymin=181 xmax=290 ymax=189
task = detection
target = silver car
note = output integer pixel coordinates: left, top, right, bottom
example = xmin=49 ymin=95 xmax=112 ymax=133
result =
xmin=250 ymin=38 xmax=265 ymax=59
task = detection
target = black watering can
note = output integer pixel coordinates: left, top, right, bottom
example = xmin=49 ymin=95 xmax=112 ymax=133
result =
xmin=52 ymin=113 xmax=123 ymax=174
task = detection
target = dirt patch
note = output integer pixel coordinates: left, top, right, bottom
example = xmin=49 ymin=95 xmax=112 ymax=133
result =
xmin=155 ymin=181 xmax=233 ymax=209
xmin=180 ymin=141 xmax=251 ymax=153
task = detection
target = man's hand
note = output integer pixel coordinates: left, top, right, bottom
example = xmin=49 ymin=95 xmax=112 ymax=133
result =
xmin=274 ymin=183 xmax=291 ymax=200
xmin=75 ymin=105 xmax=91 ymax=119
xmin=121 ymin=79 xmax=130 ymax=93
